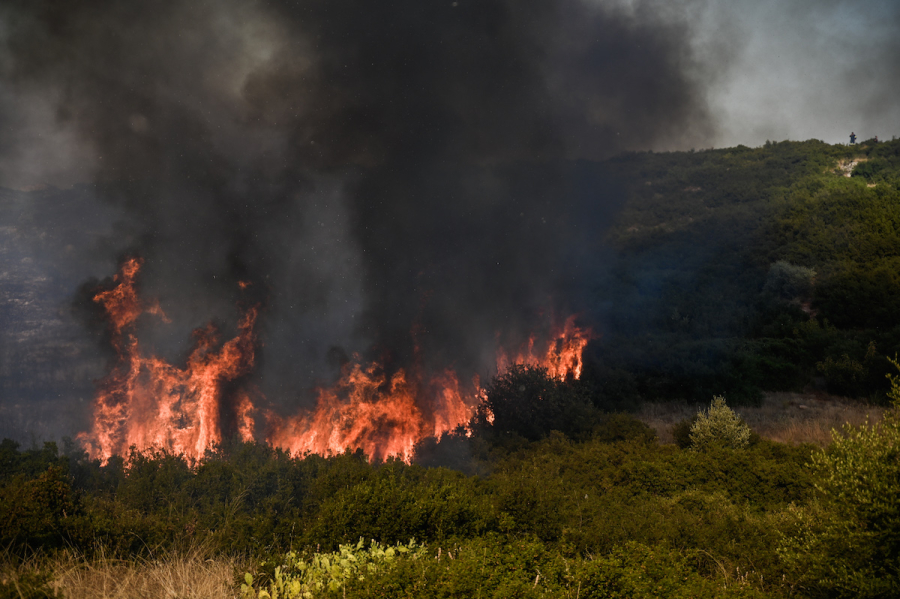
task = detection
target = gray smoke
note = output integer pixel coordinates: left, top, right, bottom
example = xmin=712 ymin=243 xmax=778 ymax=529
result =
xmin=0 ymin=0 xmax=712 ymax=428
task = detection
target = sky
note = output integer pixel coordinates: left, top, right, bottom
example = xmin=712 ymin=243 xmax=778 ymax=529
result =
xmin=693 ymin=0 xmax=900 ymax=148
xmin=1 ymin=0 xmax=898 ymax=189
xmin=0 ymin=0 xmax=898 ymax=442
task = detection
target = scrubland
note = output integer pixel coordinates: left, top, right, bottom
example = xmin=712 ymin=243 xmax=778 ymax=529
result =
xmin=641 ymin=392 xmax=885 ymax=446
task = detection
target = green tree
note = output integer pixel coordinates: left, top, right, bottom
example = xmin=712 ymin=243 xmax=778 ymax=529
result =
xmin=689 ymin=395 xmax=751 ymax=451
xmin=474 ymin=364 xmax=598 ymax=442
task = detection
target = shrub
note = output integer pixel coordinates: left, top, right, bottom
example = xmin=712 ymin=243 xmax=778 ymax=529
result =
xmin=241 ymin=538 xmax=426 ymax=598
xmin=592 ymin=412 xmax=657 ymax=444
xmin=763 ymin=261 xmax=816 ymax=300
xmin=689 ymin=396 xmax=751 ymax=451
xmin=778 ymin=415 xmax=900 ymax=597
xmin=0 ymin=466 xmax=81 ymax=550
xmin=473 ymin=364 xmax=598 ymax=442
xmin=672 ymin=414 xmax=699 ymax=449
xmin=778 ymin=360 xmax=900 ymax=597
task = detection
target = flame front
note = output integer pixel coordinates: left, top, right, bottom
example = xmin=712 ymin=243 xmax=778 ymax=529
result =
xmin=80 ymin=259 xmax=593 ymax=464
xmin=496 ymin=315 xmax=592 ymax=380
xmin=79 ymin=257 xmax=259 ymax=464
xmin=268 ymin=363 xmax=476 ymax=463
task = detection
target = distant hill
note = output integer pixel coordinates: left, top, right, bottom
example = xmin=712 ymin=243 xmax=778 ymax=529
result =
xmin=584 ymin=138 xmax=900 ymax=405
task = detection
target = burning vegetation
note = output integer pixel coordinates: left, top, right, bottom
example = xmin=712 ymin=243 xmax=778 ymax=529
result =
xmin=79 ymin=258 xmax=592 ymax=464
xmin=78 ymin=257 xmax=261 ymax=464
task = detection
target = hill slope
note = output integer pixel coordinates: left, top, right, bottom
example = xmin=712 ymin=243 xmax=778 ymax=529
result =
xmin=585 ymin=137 xmax=900 ymax=404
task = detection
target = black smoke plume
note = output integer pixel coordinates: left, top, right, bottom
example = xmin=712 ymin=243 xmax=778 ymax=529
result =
xmin=0 ymin=0 xmax=711 ymax=421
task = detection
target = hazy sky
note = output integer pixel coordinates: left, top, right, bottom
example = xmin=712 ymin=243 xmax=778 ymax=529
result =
xmin=694 ymin=0 xmax=900 ymax=147
xmin=1 ymin=0 xmax=898 ymax=189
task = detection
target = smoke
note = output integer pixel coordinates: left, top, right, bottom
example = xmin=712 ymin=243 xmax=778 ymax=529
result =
xmin=0 ymin=0 xmax=712 ymax=421
xmin=697 ymin=0 xmax=900 ymax=146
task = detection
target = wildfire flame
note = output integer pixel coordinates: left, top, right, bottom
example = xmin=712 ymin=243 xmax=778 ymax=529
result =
xmin=267 ymin=363 xmax=476 ymax=463
xmin=496 ymin=315 xmax=592 ymax=380
xmin=79 ymin=257 xmax=259 ymax=464
xmin=80 ymin=258 xmax=593 ymax=464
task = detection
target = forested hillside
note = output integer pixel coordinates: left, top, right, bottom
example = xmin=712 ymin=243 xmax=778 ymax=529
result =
xmin=4 ymin=139 xmax=900 ymax=598
xmin=585 ymin=137 xmax=900 ymax=405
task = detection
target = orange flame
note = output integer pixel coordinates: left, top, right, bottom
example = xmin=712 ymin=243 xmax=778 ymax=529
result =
xmin=80 ymin=258 xmax=593 ymax=464
xmin=496 ymin=315 xmax=592 ymax=380
xmin=79 ymin=258 xmax=259 ymax=464
xmin=267 ymin=363 xmax=476 ymax=463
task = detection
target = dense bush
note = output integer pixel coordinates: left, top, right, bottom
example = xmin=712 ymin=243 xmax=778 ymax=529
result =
xmin=332 ymin=536 xmax=772 ymax=598
xmin=690 ymin=396 xmax=752 ymax=451
xmin=473 ymin=364 xmax=599 ymax=443
xmin=0 ymin=465 xmax=84 ymax=551
xmin=242 ymin=538 xmax=427 ymax=599
xmin=779 ymin=363 xmax=900 ymax=597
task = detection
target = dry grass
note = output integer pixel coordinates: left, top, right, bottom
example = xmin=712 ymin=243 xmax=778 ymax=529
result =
xmin=639 ymin=392 xmax=886 ymax=447
xmin=2 ymin=546 xmax=245 ymax=599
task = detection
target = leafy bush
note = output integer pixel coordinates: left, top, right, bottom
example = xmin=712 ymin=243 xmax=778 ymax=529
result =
xmin=763 ymin=261 xmax=816 ymax=301
xmin=779 ymin=415 xmax=900 ymax=597
xmin=779 ymin=361 xmax=900 ymax=597
xmin=592 ymin=412 xmax=657 ymax=444
xmin=241 ymin=538 xmax=426 ymax=598
xmin=335 ymin=536 xmax=771 ymax=598
xmin=672 ymin=414 xmax=699 ymax=449
xmin=0 ymin=466 xmax=82 ymax=551
xmin=690 ymin=396 xmax=751 ymax=451
xmin=473 ymin=364 xmax=598 ymax=442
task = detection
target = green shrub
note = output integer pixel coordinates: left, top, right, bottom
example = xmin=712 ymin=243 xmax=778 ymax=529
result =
xmin=763 ymin=261 xmax=815 ymax=300
xmin=0 ymin=466 xmax=81 ymax=551
xmin=672 ymin=414 xmax=698 ymax=449
xmin=776 ymin=357 xmax=900 ymax=596
xmin=690 ymin=396 xmax=751 ymax=451
xmin=241 ymin=538 xmax=426 ymax=598
xmin=335 ymin=537 xmax=771 ymax=598
xmin=592 ymin=413 xmax=657 ymax=444
xmin=778 ymin=415 xmax=900 ymax=597
xmin=474 ymin=364 xmax=598 ymax=442
xmin=778 ymin=364 xmax=900 ymax=597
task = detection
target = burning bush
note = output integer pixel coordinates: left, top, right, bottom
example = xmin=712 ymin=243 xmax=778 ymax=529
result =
xmin=473 ymin=364 xmax=597 ymax=443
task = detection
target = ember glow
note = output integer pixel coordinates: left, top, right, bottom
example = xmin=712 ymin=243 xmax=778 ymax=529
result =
xmin=80 ymin=259 xmax=593 ymax=464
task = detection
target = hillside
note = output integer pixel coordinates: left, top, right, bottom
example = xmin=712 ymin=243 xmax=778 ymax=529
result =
xmin=4 ymin=139 xmax=900 ymax=598
xmin=584 ymin=137 xmax=900 ymax=405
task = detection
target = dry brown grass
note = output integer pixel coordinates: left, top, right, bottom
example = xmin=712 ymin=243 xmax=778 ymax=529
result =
xmin=2 ymin=546 xmax=245 ymax=599
xmin=639 ymin=392 xmax=886 ymax=447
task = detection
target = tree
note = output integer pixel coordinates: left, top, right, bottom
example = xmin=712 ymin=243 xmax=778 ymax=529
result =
xmin=689 ymin=395 xmax=751 ymax=451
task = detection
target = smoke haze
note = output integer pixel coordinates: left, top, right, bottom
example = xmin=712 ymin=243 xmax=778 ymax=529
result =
xmin=0 ymin=0 xmax=716 ymax=439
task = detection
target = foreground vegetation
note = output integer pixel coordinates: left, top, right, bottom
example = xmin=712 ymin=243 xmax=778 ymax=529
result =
xmin=3 ymin=363 xmax=900 ymax=597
